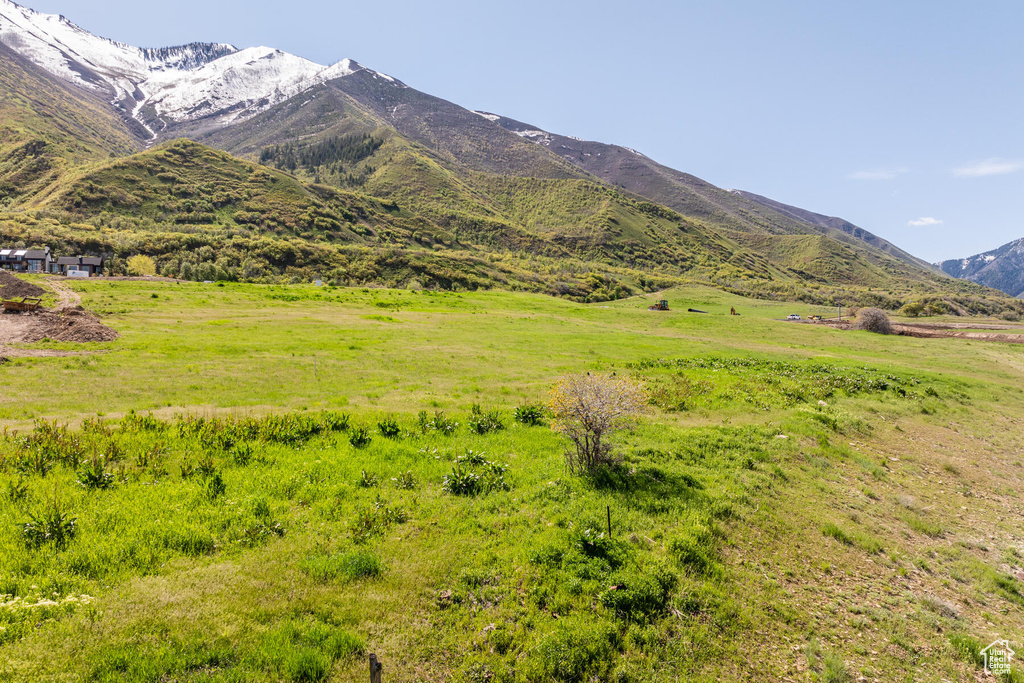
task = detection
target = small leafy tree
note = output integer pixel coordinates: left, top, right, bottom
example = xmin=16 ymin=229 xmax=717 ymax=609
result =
xmin=899 ymin=301 xmax=924 ymax=317
xmin=549 ymin=373 xmax=648 ymax=474
xmin=126 ymin=255 xmax=157 ymax=277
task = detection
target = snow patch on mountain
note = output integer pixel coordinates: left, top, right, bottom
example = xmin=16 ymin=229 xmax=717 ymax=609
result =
xmin=514 ymin=130 xmax=553 ymax=145
xmin=0 ymin=0 xmax=385 ymax=137
xmin=472 ymin=111 xmax=501 ymax=122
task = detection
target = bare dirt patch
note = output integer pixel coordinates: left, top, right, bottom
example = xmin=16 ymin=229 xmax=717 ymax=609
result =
xmin=1 ymin=274 xmax=119 ymax=355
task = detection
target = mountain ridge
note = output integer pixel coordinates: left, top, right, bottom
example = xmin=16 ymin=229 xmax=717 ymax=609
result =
xmin=939 ymin=237 xmax=1024 ymax=298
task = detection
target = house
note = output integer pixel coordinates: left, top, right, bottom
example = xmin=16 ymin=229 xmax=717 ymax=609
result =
xmin=0 ymin=247 xmax=51 ymax=273
xmin=56 ymin=256 xmax=105 ymax=277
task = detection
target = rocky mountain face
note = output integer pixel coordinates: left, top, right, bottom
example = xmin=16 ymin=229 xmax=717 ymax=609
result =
xmin=939 ymin=238 xmax=1024 ymax=298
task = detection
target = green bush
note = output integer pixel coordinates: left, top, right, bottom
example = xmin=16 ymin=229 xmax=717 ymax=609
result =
xmin=468 ymin=405 xmax=505 ymax=435
xmin=377 ymin=417 xmax=401 ymax=439
xmin=418 ymin=410 xmax=459 ymax=435
xmin=76 ymin=455 xmax=116 ymax=490
xmin=442 ymin=455 xmax=510 ymax=496
xmin=391 ymin=470 xmax=416 ymax=490
xmin=349 ymin=426 xmax=372 ymax=448
xmin=21 ymin=504 xmax=77 ymax=551
xmin=359 ymin=469 xmax=379 ymax=488
xmin=513 ymin=404 xmax=546 ymax=426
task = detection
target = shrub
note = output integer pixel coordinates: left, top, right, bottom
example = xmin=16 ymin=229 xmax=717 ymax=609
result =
xmin=468 ymin=405 xmax=505 ymax=435
xmin=899 ymin=301 xmax=924 ymax=317
xmin=206 ymin=471 xmax=226 ymax=499
xmin=6 ymin=477 xmax=28 ymax=502
xmin=126 ymin=254 xmax=157 ymax=277
xmin=232 ymin=442 xmax=253 ymax=466
xmin=349 ymin=426 xmax=372 ymax=448
xmin=419 ymin=410 xmax=459 ymax=435
xmin=442 ymin=455 xmax=510 ymax=496
xmin=21 ymin=503 xmax=77 ymax=551
xmin=377 ymin=417 xmax=401 ymax=439
xmin=513 ymin=404 xmax=546 ymax=426
xmin=76 ymin=455 xmax=115 ymax=490
xmin=549 ymin=373 xmax=649 ymax=474
xmin=350 ymin=499 xmax=407 ymax=543
xmin=854 ymin=307 xmax=894 ymax=334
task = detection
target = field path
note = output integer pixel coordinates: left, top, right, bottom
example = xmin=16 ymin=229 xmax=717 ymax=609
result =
xmin=46 ymin=278 xmax=82 ymax=308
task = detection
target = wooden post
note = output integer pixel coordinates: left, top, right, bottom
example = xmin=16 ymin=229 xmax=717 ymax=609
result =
xmin=606 ymin=505 xmax=612 ymax=537
xmin=369 ymin=654 xmax=382 ymax=683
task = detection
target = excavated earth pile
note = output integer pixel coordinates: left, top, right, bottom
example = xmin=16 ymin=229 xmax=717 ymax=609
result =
xmin=35 ymin=306 xmax=119 ymax=343
xmin=0 ymin=271 xmax=46 ymax=299
xmin=0 ymin=274 xmax=119 ymax=350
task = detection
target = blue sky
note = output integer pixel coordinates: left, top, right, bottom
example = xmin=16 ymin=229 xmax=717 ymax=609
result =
xmin=21 ymin=0 xmax=1024 ymax=262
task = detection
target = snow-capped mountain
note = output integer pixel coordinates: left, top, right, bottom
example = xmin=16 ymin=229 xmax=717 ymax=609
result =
xmin=0 ymin=0 xmax=382 ymax=138
xmin=939 ymin=238 xmax=1024 ymax=298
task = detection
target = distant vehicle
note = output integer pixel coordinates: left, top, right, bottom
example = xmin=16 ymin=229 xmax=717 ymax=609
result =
xmin=786 ymin=314 xmax=801 ymax=320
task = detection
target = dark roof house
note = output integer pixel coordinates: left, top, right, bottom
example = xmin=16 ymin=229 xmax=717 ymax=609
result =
xmin=0 ymin=247 xmax=51 ymax=273
xmin=56 ymin=256 xmax=105 ymax=277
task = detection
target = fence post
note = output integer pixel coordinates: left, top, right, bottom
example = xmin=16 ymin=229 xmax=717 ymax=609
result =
xmin=607 ymin=505 xmax=612 ymax=537
xmin=369 ymin=653 xmax=383 ymax=683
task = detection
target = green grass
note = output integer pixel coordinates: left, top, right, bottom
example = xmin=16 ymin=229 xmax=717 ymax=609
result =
xmin=1 ymin=280 xmax=1024 ymax=681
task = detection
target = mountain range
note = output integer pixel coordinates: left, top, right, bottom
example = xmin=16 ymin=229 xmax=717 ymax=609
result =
xmin=0 ymin=0 xmax=1020 ymax=315
xmin=939 ymin=238 xmax=1024 ymax=298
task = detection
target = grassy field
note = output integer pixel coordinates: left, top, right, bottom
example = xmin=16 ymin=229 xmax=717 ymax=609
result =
xmin=1 ymin=279 xmax=1024 ymax=681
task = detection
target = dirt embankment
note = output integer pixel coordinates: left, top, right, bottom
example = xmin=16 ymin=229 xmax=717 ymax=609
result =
xmin=803 ymin=318 xmax=1024 ymax=344
xmin=1 ymin=273 xmax=118 ymax=357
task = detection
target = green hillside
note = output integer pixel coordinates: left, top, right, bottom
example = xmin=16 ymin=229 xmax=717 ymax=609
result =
xmin=0 ymin=42 xmax=140 ymax=208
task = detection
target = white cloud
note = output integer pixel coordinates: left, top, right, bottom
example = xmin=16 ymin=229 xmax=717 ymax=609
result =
xmin=847 ymin=167 xmax=909 ymax=181
xmin=908 ymin=217 xmax=942 ymax=227
xmin=952 ymin=158 xmax=1024 ymax=178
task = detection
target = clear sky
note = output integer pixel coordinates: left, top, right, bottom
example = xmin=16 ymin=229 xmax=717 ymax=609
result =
xmin=18 ymin=0 xmax=1024 ymax=262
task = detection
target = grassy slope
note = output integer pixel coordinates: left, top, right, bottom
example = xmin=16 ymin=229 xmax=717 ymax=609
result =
xmin=0 ymin=42 xmax=140 ymax=208
xmin=1 ymin=282 xmax=1023 ymax=680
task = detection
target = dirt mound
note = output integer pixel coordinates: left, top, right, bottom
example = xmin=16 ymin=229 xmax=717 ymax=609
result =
xmin=37 ymin=310 xmax=119 ymax=343
xmin=0 ymin=271 xmax=45 ymax=299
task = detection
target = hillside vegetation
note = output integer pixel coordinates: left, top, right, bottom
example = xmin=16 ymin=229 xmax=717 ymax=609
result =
xmin=0 ymin=42 xmax=140 ymax=209
xmin=1 ymin=136 xmax=1020 ymax=315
